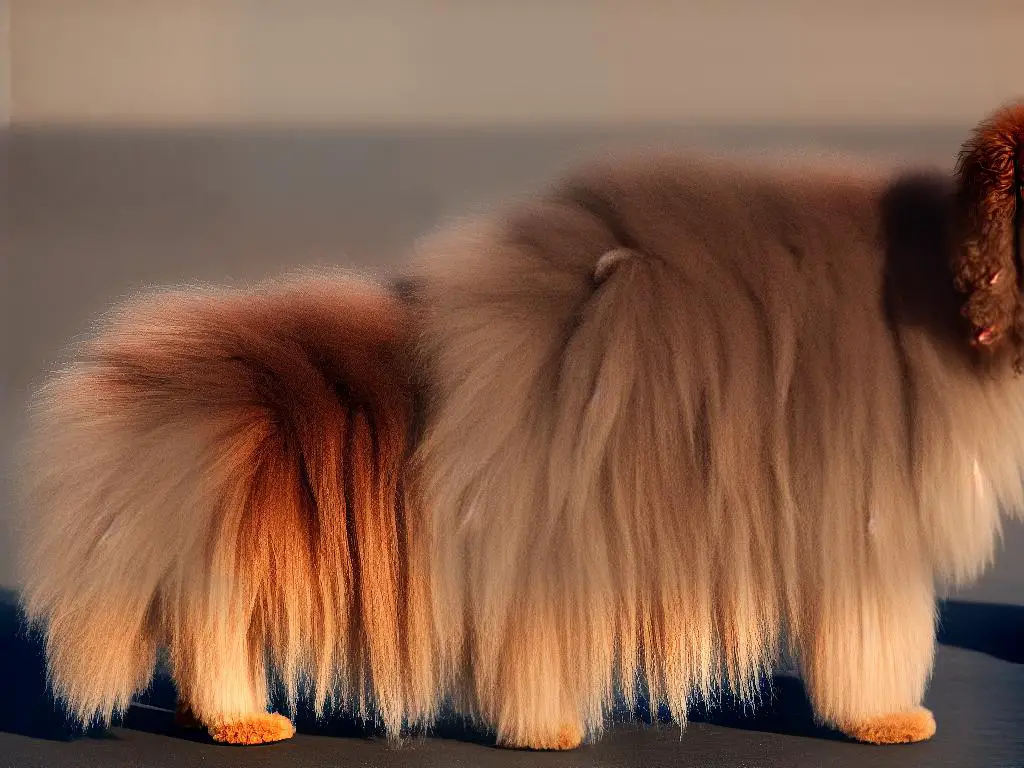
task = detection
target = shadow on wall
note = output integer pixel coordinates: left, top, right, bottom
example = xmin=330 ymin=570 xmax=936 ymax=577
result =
xmin=1 ymin=587 xmax=1020 ymax=744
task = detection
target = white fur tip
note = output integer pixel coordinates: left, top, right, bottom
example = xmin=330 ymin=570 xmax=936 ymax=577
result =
xmin=593 ymin=249 xmax=637 ymax=283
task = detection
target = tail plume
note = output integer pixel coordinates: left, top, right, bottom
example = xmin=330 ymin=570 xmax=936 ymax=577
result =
xmin=17 ymin=273 xmax=435 ymax=735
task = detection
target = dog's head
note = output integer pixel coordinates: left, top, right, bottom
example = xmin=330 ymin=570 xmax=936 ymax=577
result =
xmin=952 ymin=100 xmax=1024 ymax=372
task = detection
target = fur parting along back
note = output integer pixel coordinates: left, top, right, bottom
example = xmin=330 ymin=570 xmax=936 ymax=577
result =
xmin=410 ymin=140 xmax=1024 ymax=743
xmin=17 ymin=273 xmax=437 ymax=734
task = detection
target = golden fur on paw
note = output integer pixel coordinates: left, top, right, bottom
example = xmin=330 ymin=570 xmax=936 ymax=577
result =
xmin=840 ymin=706 xmax=936 ymax=744
xmin=502 ymin=724 xmax=584 ymax=751
xmin=207 ymin=713 xmax=296 ymax=745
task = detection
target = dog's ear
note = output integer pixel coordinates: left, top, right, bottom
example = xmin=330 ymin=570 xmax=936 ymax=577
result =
xmin=952 ymin=100 xmax=1024 ymax=371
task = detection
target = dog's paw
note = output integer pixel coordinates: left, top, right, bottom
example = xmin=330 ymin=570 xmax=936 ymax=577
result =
xmin=207 ymin=712 xmax=296 ymax=745
xmin=500 ymin=723 xmax=584 ymax=751
xmin=839 ymin=706 xmax=936 ymax=744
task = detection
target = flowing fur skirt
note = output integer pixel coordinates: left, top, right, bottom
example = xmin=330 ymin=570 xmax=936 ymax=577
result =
xmin=16 ymin=104 xmax=1024 ymax=749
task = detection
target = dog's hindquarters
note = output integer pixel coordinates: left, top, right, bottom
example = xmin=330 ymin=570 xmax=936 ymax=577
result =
xmin=18 ymin=275 xmax=435 ymax=742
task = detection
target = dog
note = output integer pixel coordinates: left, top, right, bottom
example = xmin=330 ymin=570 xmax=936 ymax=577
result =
xmin=16 ymin=102 xmax=1024 ymax=750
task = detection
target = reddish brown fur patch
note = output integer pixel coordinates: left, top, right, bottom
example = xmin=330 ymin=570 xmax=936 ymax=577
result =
xmin=136 ymin=279 xmax=437 ymax=732
xmin=952 ymin=100 xmax=1024 ymax=370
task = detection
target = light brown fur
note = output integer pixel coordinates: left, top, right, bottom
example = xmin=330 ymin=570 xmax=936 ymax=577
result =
xmin=16 ymin=103 xmax=1024 ymax=750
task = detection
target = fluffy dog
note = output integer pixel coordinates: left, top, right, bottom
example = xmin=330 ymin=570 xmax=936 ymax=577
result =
xmin=16 ymin=102 xmax=1024 ymax=750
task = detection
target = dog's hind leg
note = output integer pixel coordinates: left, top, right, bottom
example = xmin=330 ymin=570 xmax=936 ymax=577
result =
xmin=480 ymin=615 xmax=587 ymax=751
xmin=800 ymin=574 xmax=938 ymax=744
xmin=169 ymin=606 xmax=296 ymax=745
xmin=170 ymin=615 xmax=294 ymax=745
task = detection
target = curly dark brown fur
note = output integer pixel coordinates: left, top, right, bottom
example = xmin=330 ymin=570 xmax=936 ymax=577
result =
xmin=952 ymin=100 xmax=1024 ymax=371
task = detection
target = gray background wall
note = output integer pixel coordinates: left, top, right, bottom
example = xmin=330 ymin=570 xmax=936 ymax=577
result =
xmin=8 ymin=0 xmax=1024 ymax=128
xmin=3 ymin=1 xmax=1023 ymax=600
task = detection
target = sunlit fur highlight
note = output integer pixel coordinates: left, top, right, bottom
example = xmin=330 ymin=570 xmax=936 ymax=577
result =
xmin=18 ymin=274 xmax=437 ymax=736
xmin=16 ymin=102 xmax=1024 ymax=750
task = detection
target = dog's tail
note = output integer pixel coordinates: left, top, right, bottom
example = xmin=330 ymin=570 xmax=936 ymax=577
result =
xmin=952 ymin=100 xmax=1024 ymax=369
xmin=16 ymin=274 xmax=435 ymax=735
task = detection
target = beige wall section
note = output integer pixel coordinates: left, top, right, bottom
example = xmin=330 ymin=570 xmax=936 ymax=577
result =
xmin=10 ymin=0 xmax=1024 ymax=128
xmin=0 ymin=0 xmax=9 ymax=126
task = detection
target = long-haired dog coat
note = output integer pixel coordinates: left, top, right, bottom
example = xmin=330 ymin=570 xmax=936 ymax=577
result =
xmin=16 ymin=102 xmax=1024 ymax=749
